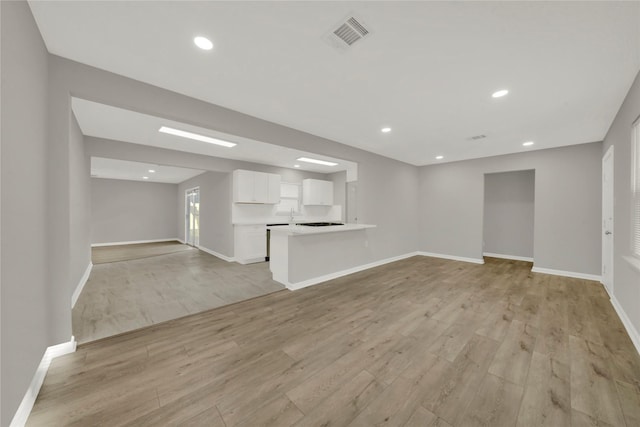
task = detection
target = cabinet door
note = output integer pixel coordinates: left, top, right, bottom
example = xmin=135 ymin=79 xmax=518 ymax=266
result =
xmin=243 ymin=229 xmax=267 ymax=259
xmin=234 ymin=225 xmax=266 ymax=263
xmin=253 ymin=172 xmax=269 ymax=203
xmin=303 ymin=179 xmax=333 ymax=206
xmin=234 ymin=170 xmax=256 ymax=203
xmin=319 ymin=180 xmax=333 ymax=205
xmin=267 ymin=174 xmax=281 ymax=204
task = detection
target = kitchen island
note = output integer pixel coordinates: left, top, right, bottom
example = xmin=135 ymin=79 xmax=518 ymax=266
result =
xmin=268 ymin=223 xmax=376 ymax=289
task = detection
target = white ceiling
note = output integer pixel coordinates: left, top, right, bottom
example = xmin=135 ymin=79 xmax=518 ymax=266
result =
xmin=91 ymin=157 xmax=205 ymax=184
xmin=31 ymin=1 xmax=640 ymax=165
xmin=72 ymin=97 xmax=357 ymax=178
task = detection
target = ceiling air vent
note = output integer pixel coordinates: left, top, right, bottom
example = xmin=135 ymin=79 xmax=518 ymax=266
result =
xmin=469 ymin=134 xmax=487 ymax=141
xmin=323 ymin=14 xmax=372 ymax=51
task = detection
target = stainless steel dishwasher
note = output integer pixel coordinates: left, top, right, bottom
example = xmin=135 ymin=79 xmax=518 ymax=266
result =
xmin=265 ymin=223 xmax=288 ymax=261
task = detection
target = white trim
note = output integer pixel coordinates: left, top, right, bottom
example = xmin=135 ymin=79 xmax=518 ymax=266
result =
xmin=483 ymin=252 xmax=534 ymax=262
xmin=286 ymin=252 xmax=421 ymax=291
xmin=91 ymin=238 xmax=181 ymax=247
xmin=236 ymin=257 xmax=265 ymax=265
xmin=623 ymin=255 xmax=640 ymax=274
xmin=610 ymin=295 xmax=640 ymax=356
xmin=417 ymin=251 xmax=485 ymax=265
xmin=10 ymin=337 xmax=76 ymax=427
xmin=196 ymin=245 xmax=235 ymax=262
xmin=531 ymin=266 xmax=601 ymax=282
xmin=71 ymin=263 xmax=92 ymax=308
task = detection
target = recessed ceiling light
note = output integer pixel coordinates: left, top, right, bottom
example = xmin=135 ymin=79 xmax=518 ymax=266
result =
xmin=142 ymin=176 xmax=149 ymax=180
xmin=194 ymin=36 xmax=213 ymax=50
xmin=381 ymin=127 xmax=392 ymax=133
xmin=148 ymin=169 xmax=156 ymax=173
xmin=296 ymin=157 xmax=338 ymax=166
xmin=435 ymin=155 xmax=444 ymax=160
xmin=522 ymin=141 xmax=535 ymax=146
xmin=492 ymin=89 xmax=509 ymax=98
xmin=294 ymin=164 xmax=300 ymax=168
xmin=159 ymin=126 xmax=236 ymax=148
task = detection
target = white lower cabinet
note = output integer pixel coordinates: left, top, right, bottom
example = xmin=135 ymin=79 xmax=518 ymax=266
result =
xmin=234 ymin=225 xmax=266 ymax=264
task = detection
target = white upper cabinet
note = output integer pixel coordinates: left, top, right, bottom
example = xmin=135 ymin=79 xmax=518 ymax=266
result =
xmin=233 ymin=170 xmax=281 ymax=204
xmin=302 ymin=179 xmax=334 ymax=206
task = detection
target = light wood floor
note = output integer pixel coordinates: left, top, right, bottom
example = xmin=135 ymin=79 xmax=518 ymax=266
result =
xmin=32 ymin=256 xmax=640 ymax=426
xmin=91 ymin=241 xmax=195 ymax=264
xmin=74 ymin=247 xmax=284 ymax=343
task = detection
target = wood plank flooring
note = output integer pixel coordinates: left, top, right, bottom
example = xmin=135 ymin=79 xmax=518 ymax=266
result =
xmin=91 ymin=241 xmax=195 ymax=264
xmin=74 ymin=247 xmax=284 ymax=343
xmin=31 ymin=256 xmax=640 ymax=426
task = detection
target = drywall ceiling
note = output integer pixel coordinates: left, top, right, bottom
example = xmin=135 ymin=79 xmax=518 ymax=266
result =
xmin=91 ymin=157 xmax=205 ymax=184
xmin=73 ymin=98 xmax=357 ymax=177
xmin=30 ymin=1 xmax=640 ymax=165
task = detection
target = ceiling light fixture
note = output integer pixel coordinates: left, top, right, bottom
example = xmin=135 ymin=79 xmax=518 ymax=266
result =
xmin=492 ymin=89 xmax=509 ymax=98
xmin=142 ymin=176 xmax=149 ymax=180
xmin=159 ymin=126 xmax=236 ymax=147
xmin=522 ymin=141 xmax=535 ymax=146
xmin=381 ymin=127 xmax=392 ymax=133
xmin=194 ymin=36 xmax=213 ymax=50
xmin=294 ymin=164 xmax=300 ymax=168
xmin=435 ymin=155 xmax=444 ymax=160
xmin=148 ymin=169 xmax=156 ymax=173
xmin=296 ymin=157 xmax=338 ymax=166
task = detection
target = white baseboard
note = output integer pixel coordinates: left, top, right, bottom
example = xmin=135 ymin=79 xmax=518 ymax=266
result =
xmin=610 ymin=295 xmax=640 ymax=356
xmin=196 ymin=245 xmax=235 ymax=263
xmin=287 ymin=252 xmax=421 ymax=291
xmin=91 ymin=238 xmax=181 ymax=247
xmin=176 ymin=238 xmax=185 ymax=244
xmin=71 ymin=263 xmax=93 ymax=308
xmin=531 ymin=266 xmax=601 ymax=282
xmin=483 ymin=252 xmax=534 ymax=262
xmin=10 ymin=337 xmax=76 ymax=427
xmin=417 ymin=251 xmax=485 ymax=265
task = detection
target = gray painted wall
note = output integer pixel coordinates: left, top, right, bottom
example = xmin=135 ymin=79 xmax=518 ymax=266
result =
xmin=329 ymin=171 xmax=347 ymax=221
xmin=49 ymin=55 xmax=420 ymax=271
xmin=418 ymin=142 xmax=602 ymax=275
xmin=177 ymin=171 xmax=233 ymax=256
xmin=173 ymin=166 xmax=331 ymax=258
xmin=91 ymin=178 xmax=179 ymax=244
xmin=0 ymin=2 xmax=50 ymax=424
xmin=483 ymin=170 xmax=535 ymax=258
xmin=603 ymin=69 xmax=640 ymax=340
xmin=69 ymin=114 xmax=91 ymax=291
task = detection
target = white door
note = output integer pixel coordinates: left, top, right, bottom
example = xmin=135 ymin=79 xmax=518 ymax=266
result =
xmin=602 ymin=146 xmax=614 ymax=294
xmin=185 ymin=188 xmax=200 ymax=247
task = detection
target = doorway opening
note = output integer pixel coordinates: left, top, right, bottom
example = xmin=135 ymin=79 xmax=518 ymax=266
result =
xmin=483 ymin=170 xmax=535 ymax=262
xmin=185 ymin=187 xmax=200 ymax=247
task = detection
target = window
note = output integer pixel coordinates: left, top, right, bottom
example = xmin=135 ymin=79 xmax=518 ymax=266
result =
xmin=633 ymin=118 xmax=640 ymax=258
xmin=276 ymin=182 xmax=301 ymax=215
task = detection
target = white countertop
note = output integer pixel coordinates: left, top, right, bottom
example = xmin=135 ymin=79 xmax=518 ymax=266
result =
xmin=267 ymin=223 xmax=376 ymax=236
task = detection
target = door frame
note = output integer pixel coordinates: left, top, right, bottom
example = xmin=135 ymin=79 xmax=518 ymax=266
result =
xmin=184 ymin=186 xmax=200 ymax=247
xmin=602 ymin=145 xmax=614 ymax=294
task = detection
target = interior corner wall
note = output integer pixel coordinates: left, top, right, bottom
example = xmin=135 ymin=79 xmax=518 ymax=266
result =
xmin=91 ymin=178 xmax=179 ymax=244
xmin=602 ymin=69 xmax=640 ymax=341
xmin=177 ymin=171 xmax=233 ymax=256
xmin=483 ymin=170 xmax=535 ymax=259
xmin=69 ymin=113 xmax=91 ymax=291
xmin=418 ymin=142 xmax=602 ymax=275
xmin=1 ymin=2 xmax=51 ymax=425
xmin=50 ymin=56 xmax=420 ymax=265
